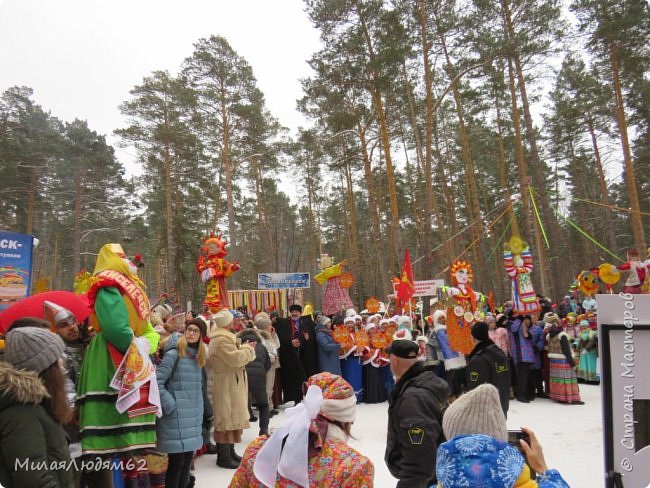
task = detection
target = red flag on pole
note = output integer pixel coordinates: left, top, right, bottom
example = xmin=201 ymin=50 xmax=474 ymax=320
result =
xmin=397 ymin=249 xmax=415 ymax=309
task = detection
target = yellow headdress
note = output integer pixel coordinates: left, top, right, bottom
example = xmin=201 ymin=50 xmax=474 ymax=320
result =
xmin=89 ymin=244 xmax=149 ymax=336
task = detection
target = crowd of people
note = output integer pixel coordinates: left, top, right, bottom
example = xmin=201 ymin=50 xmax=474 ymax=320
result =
xmin=0 ymin=242 xmax=596 ymax=487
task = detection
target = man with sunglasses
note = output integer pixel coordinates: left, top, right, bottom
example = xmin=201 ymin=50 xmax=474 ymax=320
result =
xmin=44 ymin=300 xmax=90 ymax=386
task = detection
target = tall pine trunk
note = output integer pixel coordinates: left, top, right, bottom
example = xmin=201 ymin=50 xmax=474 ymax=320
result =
xmin=343 ymin=152 xmax=361 ymax=301
xmin=586 ymin=115 xmax=617 ymax=252
xmin=494 ymin=72 xmax=520 ymax=237
xmin=72 ymin=169 xmax=83 ymax=275
xmin=221 ymin=89 xmax=237 ymax=251
xmin=416 ymin=0 xmax=450 ymax=266
xmin=439 ymin=30 xmax=487 ymax=286
xmin=359 ymin=125 xmax=388 ymax=293
xmin=354 ymin=0 xmax=402 ymax=266
xmin=164 ymin=140 xmax=176 ymax=292
xmin=610 ymin=41 xmax=645 ymax=252
xmin=501 ymin=0 xmax=557 ymax=295
xmin=26 ymin=167 xmax=38 ymax=235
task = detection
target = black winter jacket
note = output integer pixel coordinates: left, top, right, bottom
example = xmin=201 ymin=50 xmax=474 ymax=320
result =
xmin=237 ymin=329 xmax=271 ymax=390
xmin=385 ymin=362 xmax=449 ymax=488
xmin=466 ymin=340 xmax=511 ymax=416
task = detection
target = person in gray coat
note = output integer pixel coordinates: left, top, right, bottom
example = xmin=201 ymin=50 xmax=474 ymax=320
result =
xmin=157 ymin=319 xmax=207 ymax=488
xmin=315 ymin=316 xmax=342 ymax=375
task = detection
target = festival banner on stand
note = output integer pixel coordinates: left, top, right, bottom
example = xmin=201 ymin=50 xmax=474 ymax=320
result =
xmin=392 ymin=279 xmax=445 ymax=297
xmin=257 ymin=272 xmax=310 ymax=289
xmin=0 ymin=230 xmax=35 ymax=310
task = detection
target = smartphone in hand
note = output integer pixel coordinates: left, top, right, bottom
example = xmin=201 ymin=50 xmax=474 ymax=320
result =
xmin=507 ymin=430 xmax=536 ymax=480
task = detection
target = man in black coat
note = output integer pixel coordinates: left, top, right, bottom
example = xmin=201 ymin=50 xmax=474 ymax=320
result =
xmin=273 ymin=304 xmax=307 ymax=404
xmin=385 ymin=340 xmax=449 ymax=488
xmin=466 ymin=321 xmax=511 ymax=417
xmin=291 ymin=306 xmax=319 ymax=379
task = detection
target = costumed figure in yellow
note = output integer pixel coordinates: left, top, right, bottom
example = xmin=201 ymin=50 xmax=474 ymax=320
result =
xmin=196 ymin=232 xmax=240 ymax=313
xmin=314 ymin=254 xmax=354 ymax=316
xmin=77 ymin=244 xmax=161 ymax=455
xmin=441 ymin=260 xmax=484 ymax=356
xmin=503 ymin=236 xmax=540 ymax=316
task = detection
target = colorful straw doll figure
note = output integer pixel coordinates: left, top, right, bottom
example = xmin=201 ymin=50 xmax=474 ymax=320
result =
xmin=314 ymin=254 xmax=354 ymax=316
xmin=442 ymin=260 xmax=484 ymax=355
xmin=196 ymin=232 xmax=240 ymax=313
xmin=503 ymin=236 xmax=540 ymax=316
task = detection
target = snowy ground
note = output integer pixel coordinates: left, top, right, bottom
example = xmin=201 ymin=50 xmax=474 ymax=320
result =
xmin=194 ymin=383 xmax=603 ymax=487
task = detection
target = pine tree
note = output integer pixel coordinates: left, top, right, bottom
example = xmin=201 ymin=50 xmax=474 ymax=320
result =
xmin=116 ymin=70 xmax=200 ymax=296
xmin=572 ymin=0 xmax=650 ymax=252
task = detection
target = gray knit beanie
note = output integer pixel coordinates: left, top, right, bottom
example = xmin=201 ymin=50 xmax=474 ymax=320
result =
xmin=442 ymin=383 xmax=507 ymax=442
xmin=254 ymin=312 xmax=272 ymax=330
xmin=4 ymin=327 xmax=65 ymax=374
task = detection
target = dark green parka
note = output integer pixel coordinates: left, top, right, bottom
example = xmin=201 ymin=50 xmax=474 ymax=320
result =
xmin=0 ymin=361 xmax=74 ymax=488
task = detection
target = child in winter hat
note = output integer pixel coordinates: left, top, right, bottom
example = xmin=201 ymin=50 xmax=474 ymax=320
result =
xmin=4 ymin=326 xmax=65 ymax=374
xmin=443 ymin=383 xmax=507 ymax=442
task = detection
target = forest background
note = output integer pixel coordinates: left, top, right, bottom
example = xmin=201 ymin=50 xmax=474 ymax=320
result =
xmin=1 ymin=0 xmax=648 ymax=311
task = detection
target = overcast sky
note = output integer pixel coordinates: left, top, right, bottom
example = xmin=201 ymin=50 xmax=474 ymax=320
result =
xmin=0 ymin=0 xmax=322 ymax=175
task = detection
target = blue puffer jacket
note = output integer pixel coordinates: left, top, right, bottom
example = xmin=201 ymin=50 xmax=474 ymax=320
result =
xmin=315 ymin=322 xmax=342 ymax=375
xmin=436 ymin=434 xmax=570 ymax=487
xmin=156 ymin=333 xmax=204 ymax=454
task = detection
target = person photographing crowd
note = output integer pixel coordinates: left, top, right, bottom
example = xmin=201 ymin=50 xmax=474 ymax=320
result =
xmin=436 ymin=384 xmax=570 ymax=487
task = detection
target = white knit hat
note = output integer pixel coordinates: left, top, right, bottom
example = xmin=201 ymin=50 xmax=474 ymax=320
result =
xmin=213 ymin=309 xmax=233 ymax=328
xmin=442 ymin=384 xmax=507 ymax=442
xmin=432 ymin=310 xmax=446 ymax=325
xmin=364 ymin=322 xmax=376 ymax=332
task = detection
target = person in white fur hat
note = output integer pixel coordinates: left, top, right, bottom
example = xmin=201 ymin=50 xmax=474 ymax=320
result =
xmin=432 ymin=309 xmax=467 ymax=401
xmin=397 ymin=315 xmax=412 ymax=330
xmin=208 ymin=309 xmax=256 ymax=469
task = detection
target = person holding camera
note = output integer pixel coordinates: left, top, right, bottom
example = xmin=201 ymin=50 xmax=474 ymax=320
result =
xmin=436 ymin=384 xmax=570 ymax=487
xmin=209 ymin=309 xmax=256 ymax=469
xmin=237 ymin=327 xmax=271 ymax=437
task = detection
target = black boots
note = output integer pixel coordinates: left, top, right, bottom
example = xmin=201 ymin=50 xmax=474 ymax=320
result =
xmin=215 ymin=443 xmax=239 ymax=469
xmin=230 ymin=444 xmax=242 ymax=463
